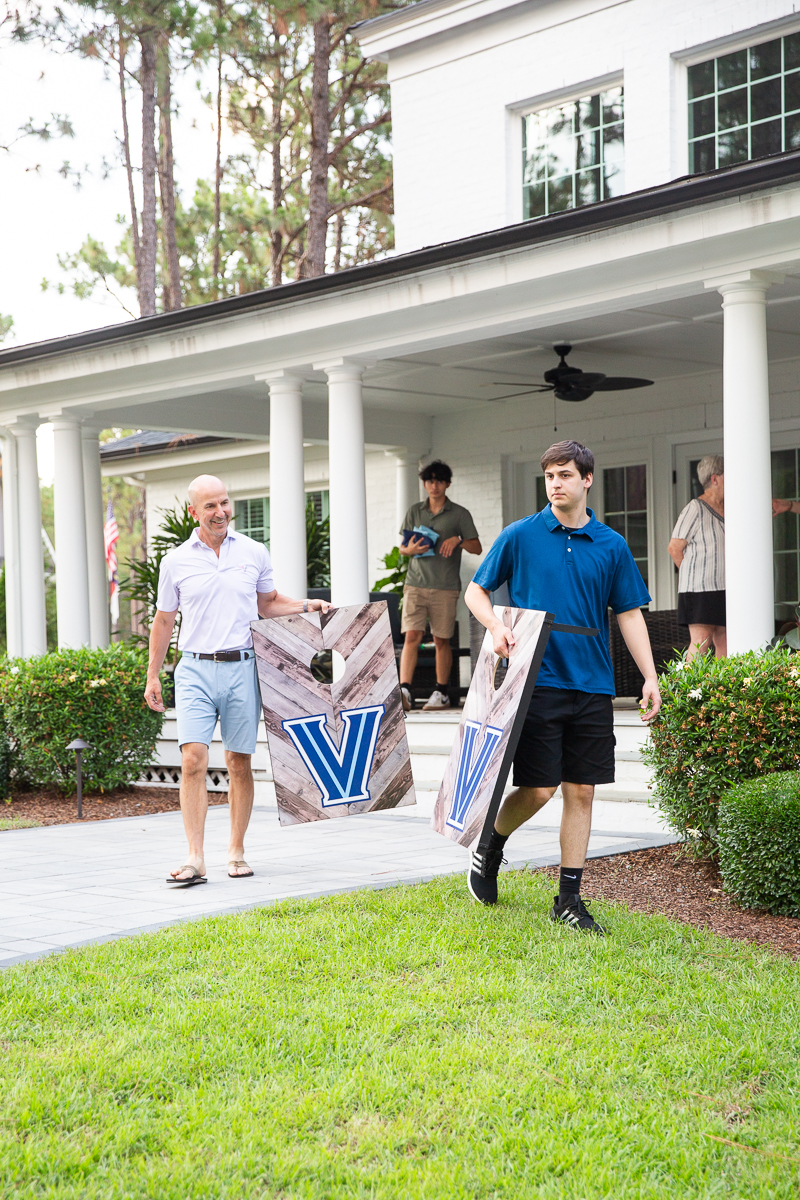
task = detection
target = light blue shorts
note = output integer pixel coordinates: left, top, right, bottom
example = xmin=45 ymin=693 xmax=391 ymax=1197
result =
xmin=174 ymin=654 xmax=262 ymax=754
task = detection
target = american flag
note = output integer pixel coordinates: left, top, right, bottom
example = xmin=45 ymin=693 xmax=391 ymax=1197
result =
xmin=104 ymin=501 xmax=120 ymax=626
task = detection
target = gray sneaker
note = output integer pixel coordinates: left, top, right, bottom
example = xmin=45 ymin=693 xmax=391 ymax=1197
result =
xmin=422 ymin=689 xmax=450 ymax=711
xmin=400 ymin=685 xmax=413 ymax=712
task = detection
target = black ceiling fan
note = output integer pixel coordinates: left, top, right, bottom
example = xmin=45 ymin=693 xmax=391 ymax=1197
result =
xmin=484 ymin=343 xmax=654 ymax=403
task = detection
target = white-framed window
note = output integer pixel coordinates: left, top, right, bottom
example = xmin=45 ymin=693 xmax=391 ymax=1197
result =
xmin=688 ymin=31 xmax=800 ymax=173
xmin=602 ymin=464 xmax=649 ymax=587
xmin=235 ymin=496 xmax=270 ymax=545
xmin=522 ymin=86 xmax=624 ymax=220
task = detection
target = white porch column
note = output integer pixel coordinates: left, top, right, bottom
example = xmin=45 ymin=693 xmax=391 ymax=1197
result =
xmin=262 ymin=372 xmax=307 ymax=598
xmin=394 ymin=454 xmax=421 ymax=531
xmin=718 ymin=275 xmax=775 ymax=653
xmin=52 ymin=415 xmax=91 ymax=648
xmin=0 ymin=427 xmax=23 ymax=657
xmin=14 ymin=419 xmax=47 ymax=656
xmin=81 ymin=425 xmax=110 ymax=648
xmin=317 ymin=359 xmax=370 ymax=606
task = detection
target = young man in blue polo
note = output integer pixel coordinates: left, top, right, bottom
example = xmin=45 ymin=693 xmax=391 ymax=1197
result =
xmin=464 ymin=440 xmax=661 ymax=933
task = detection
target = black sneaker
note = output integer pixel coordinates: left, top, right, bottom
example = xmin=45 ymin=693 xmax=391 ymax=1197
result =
xmin=467 ymin=846 xmax=505 ymax=906
xmin=550 ymin=894 xmax=606 ymax=935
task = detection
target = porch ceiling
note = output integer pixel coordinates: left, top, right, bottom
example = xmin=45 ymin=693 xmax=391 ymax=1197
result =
xmin=30 ymin=275 xmax=800 ymax=440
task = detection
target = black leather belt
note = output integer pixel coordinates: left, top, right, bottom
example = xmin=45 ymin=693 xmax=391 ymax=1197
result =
xmin=189 ymin=650 xmax=252 ymax=662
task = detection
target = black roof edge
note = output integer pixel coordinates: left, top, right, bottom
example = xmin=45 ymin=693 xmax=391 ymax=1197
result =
xmin=4 ymin=151 xmax=800 ymax=370
xmin=99 ymin=433 xmax=236 ymax=461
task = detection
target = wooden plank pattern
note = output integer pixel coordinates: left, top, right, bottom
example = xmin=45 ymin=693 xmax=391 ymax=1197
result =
xmin=252 ymin=602 xmax=415 ymax=825
xmin=431 ymin=607 xmax=548 ymax=848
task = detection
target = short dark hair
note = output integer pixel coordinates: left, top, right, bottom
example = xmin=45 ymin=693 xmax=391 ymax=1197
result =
xmin=540 ymin=440 xmax=594 ymax=479
xmin=419 ymin=459 xmax=452 ymax=483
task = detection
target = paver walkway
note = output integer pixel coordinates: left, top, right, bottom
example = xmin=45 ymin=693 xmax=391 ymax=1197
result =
xmin=0 ymin=797 xmax=678 ymax=967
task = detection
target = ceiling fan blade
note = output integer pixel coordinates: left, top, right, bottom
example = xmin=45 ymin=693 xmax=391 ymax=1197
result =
xmin=482 ymin=387 xmax=552 ymax=402
xmin=483 ymin=382 xmax=552 ymax=391
xmin=592 ymin=377 xmax=654 ymax=391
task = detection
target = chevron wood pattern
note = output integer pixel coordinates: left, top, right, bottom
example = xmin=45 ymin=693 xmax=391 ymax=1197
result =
xmin=252 ymin=601 xmax=415 ymax=825
xmin=431 ymin=607 xmax=548 ymax=848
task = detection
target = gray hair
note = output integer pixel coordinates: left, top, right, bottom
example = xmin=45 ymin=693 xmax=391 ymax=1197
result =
xmin=697 ymin=454 xmax=724 ymax=487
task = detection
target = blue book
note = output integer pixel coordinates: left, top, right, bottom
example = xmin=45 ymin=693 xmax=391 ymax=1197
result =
xmin=402 ymin=525 xmax=439 ymax=558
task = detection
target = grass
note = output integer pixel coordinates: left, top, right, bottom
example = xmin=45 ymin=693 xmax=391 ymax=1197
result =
xmin=0 ymin=816 xmax=40 ymax=831
xmin=1 ymin=870 xmax=800 ymax=1198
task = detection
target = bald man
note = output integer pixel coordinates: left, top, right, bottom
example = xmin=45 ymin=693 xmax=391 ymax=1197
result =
xmin=145 ymin=475 xmax=329 ymax=886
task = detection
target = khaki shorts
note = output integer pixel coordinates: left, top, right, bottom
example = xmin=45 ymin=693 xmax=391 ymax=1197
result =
xmin=401 ymin=586 xmax=460 ymax=639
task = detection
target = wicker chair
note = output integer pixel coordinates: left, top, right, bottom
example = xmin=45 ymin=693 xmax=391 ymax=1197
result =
xmin=609 ymin=608 xmax=689 ymax=698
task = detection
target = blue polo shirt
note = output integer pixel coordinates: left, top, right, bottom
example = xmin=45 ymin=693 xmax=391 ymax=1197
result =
xmin=472 ymin=505 xmax=650 ymax=695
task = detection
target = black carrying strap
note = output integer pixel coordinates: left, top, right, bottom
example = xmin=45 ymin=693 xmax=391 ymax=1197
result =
xmin=551 ymin=622 xmax=599 ymax=636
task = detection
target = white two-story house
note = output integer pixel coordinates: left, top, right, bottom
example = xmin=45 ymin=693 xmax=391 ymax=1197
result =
xmin=2 ymin=0 xmax=800 ymax=667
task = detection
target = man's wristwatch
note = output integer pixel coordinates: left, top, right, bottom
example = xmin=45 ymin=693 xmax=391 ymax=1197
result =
xmin=303 ymin=600 xmax=309 ymax=612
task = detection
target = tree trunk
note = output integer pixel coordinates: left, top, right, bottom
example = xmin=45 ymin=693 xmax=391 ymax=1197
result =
xmin=157 ymin=37 xmax=182 ymax=311
xmin=305 ymin=15 xmax=331 ymax=278
xmin=118 ymin=31 xmax=141 ymax=279
xmin=213 ymin=41 xmax=223 ymax=295
xmin=270 ymin=83 xmax=284 ymax=287
xmin=138 ymin=29 xmax=158 ymax=316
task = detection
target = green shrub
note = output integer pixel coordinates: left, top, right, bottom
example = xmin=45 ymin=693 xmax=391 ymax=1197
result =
xmin=0 ymin=720 xmax=12 ymax=801
xmin=717 ymin=771 xmax=800 ymax=915
xmin=0 ymin=646 xmax=163 ymax=794
xmin=642 ymin=648 xmax=800 ymax=851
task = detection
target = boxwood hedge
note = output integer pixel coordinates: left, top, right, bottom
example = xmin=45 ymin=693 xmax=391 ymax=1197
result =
xmin=0 ymin=645 xmax=162 ymax=794
xmin=717 ymin=771 xmax=800 ymax=916
xmin=643 ymin=648 xmax=800 ymax=851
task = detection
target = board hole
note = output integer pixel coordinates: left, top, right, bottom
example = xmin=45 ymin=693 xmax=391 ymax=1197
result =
xmin=310 ymin=649 xmax=347 ymax=684
xmin=492 ymin=656 xmax=509 ymax=691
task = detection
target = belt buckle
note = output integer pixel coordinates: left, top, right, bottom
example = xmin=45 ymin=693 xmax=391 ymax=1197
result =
xmin=213 ymin=651 xmax=227 ymax=663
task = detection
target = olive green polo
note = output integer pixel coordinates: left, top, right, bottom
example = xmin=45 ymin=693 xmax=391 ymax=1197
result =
xmin=400 ymin=498 xmax=479 ymax=592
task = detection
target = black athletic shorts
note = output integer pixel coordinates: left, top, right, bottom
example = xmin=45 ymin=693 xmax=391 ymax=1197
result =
xmin=512 ymin=687 xmax=615 ymax=788
xmin=677 ymin=589 xmax=726 ymax=627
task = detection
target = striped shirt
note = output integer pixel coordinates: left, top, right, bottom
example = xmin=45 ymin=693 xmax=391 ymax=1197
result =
xmin=672 ymin=499 xmax=725 ymax=593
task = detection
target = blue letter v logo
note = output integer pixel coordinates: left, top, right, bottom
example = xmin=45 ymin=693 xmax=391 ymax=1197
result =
xmin=282 ymin=705 xmax=385 ymax=807
xmin=446 ymin=721 xmax=503 ymax=831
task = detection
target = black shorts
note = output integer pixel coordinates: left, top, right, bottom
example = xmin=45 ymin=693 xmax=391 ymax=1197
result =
xmin=512 ymin=687 xmax=615 ymax=788
xmin=677 ymin=590 xmax=726 ymax=627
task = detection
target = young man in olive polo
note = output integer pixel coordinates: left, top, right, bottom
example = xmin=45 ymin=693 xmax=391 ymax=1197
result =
xmin=399 ymin=460 xmax=482 ymax=711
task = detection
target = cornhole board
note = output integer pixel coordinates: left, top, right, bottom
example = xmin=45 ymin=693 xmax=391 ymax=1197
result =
xmin=251 ymin=601 xmax=415 ymax=824
xmin=431 ymin=607 xmax=597 ymax=850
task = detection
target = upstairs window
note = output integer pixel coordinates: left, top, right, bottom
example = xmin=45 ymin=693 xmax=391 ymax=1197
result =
xmin=688 ymin=32 xmax=800 ymax=173
xmin=522 ymin=86 xmax=624 ymax=220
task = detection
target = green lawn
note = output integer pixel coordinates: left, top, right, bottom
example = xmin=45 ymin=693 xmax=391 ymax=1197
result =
xmin=1 ymin=871 xmax=799 ymax=1199
xmin=0 ymin=817 xmax=40 ymax=832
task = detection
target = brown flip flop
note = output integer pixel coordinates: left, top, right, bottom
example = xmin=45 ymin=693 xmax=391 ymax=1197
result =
xmin=167 ymin=864 xmax=207 ymax=887
xmin=228 ymin=859 xmax=254 ymax=878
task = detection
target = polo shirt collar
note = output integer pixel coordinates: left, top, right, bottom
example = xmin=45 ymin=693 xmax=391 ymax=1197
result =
xmin=189 ymin=525 xmax=238 ymax=549
xmin=424 ymin=497 xmax=452 ymax=514
xmin=542 ymin=503 xmax=597 ymax=540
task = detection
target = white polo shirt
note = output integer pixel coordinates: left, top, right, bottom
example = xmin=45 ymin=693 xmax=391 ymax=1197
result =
xmin=156 ymin=528 xmax=275 ymax=653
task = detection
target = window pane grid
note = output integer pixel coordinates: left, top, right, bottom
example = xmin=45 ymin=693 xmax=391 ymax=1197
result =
xmin=688 ymin=33 xmax=800 ymax=172
xmin=234 ymin=497 xmax=270 ymax=546
xmin=603 ymin=464 xmax=648 ymax=587
xmin=772 ymin=447 xmax=800 ymax=617
xmin=523 ymin=87 xmax=624 ymax=220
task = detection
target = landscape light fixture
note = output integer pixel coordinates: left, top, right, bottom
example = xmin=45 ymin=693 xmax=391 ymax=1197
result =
xmin=66 ymin=738 xmax=90 ymax=819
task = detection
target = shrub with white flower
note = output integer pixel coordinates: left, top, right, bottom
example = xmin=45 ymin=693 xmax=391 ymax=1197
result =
xmin=643 ymin=646 xmax=800 ymax=854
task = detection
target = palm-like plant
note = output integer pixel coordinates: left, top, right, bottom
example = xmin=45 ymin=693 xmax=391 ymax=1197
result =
xmin=120 ymin=503 xmax=198 ymax=660
xmin=307 ymin=501 xmax=331 ymax=589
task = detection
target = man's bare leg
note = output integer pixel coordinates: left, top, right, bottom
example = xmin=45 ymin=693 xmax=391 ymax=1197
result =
xmin=687 ymin=624 xmax=713 ymax=662
xmin=433 ymin=635 xmax=453 ymax=687
xmin=225 ymin=749 xmax=254 ymax=875
xmin=399 ymin=629 xmax=424 ymax=683
xmin=494 ymin=785 xmax=557 ymax=835
xmin=171 ymin=742 xmax=209 ymax=880
xmin=711 ymin=625 xmax=727 ymax=658
xmin=559 ymin=782 xmax=595 ymax=868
